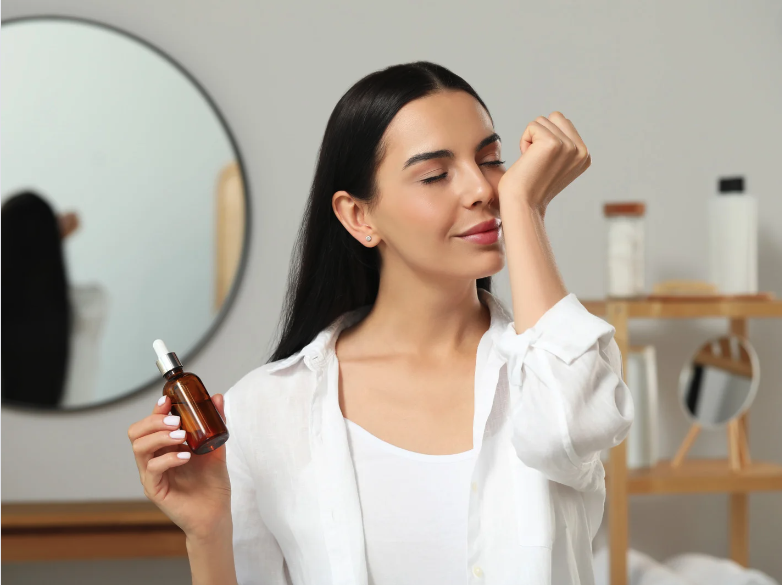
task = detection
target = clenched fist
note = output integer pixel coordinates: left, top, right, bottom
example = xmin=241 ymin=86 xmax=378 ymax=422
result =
xmin=497 ymin=111 xmax=591 ymax=215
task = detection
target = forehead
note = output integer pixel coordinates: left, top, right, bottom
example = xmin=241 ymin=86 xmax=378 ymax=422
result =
xmin=381 ymin=90 xmax=494 ymax=163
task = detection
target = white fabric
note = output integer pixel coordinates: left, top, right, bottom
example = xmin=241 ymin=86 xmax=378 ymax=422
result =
xmin=222 ymin=289 xmax=634 ymax=584
xmin=343 ymin=416 xmax=478 ymax=584
xmin=592 ymin=546 xmax=780 ymax=585
xmin=60 ymin=283 xmax=109 ymax=407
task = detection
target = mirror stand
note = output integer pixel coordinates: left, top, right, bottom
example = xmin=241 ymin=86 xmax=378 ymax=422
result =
xmin=672 ymin=416 xmax=752 ymax=471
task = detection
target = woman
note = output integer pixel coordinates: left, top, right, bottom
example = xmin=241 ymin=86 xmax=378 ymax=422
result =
xmin=129 ymin=61 xmax=633 ymax=585
xmin=1 ymin=190 xmax=73 ymax=407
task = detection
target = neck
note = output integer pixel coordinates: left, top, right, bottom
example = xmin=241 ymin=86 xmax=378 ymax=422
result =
xmin=355 ymin=269 xmax=491 ymax=358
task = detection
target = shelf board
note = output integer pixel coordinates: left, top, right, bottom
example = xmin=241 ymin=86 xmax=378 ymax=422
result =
xmin=582 ymin=297 xmax=782 ymax=319
xmin=1 ymin=500 xmax=171 ymax=530
xmin=1 ymin=500 xmax=185 ymax=562
xmin=606 ymin=459 xmax=782 ymax=495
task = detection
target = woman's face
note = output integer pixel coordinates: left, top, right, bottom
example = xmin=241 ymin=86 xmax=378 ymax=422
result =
xmin=335 ymin=89 xmax=506 ymax=284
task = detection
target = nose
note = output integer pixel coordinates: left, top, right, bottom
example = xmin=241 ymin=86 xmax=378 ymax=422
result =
xmin=463 ymin=162 xmax=499 ymax=209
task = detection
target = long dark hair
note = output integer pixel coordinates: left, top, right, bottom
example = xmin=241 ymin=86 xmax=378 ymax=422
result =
xmin=1 ymin=190 xmax=72 ymax=406
xmin=268 ymin=61 xmax=495 ymax=363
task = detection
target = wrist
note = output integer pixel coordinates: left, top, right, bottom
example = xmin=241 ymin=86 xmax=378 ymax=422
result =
xmin=499 ymin=196 xmax=544 ymax=222
xmin=185 ymin=516 xmax=233 ymax=548
xmin=185 ymin=520 xmax=237 ymax=585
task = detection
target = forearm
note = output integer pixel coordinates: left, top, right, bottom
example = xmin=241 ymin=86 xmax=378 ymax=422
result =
xmin=186 ymin=521 xmax=238 ymax=585
xmin=500 ymin=198 xmax=567 ymax=333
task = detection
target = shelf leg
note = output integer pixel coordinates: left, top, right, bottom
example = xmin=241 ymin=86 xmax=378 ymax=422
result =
xmin=728 ymin=316 xmax=750 ymax=567
xmin=729 ymin=318 xmax=750 ymax=445
xmin=607 ymin=302 xmax=629 ymax=585
xmin=730 ymin=493 xmax=749 ymax=567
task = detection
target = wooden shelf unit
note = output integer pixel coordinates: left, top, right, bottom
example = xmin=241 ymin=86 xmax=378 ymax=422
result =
xmin=608 ymin=458 xmax=782 ymax=495
xmin=582 ymin=296 xmax=782 ymax=585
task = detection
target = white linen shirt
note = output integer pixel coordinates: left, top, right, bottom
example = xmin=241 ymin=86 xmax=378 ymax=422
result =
xmin=222 ymin=289 xmax=634 ymax=585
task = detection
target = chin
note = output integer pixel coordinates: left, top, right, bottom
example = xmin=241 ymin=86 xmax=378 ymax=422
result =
xmin=469 ymin=249 xmax=505 ymax=279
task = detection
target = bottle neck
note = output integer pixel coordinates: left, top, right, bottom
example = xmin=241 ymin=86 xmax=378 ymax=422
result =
xmin=164 ymin=366 xmax=184 ymax=380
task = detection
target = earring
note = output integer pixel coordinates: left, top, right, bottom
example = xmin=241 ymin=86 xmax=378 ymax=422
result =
xmin=366 ymin=235 xmax=372 ymax=242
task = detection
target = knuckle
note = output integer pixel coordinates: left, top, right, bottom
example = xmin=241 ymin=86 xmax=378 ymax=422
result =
xmin=132 ymin=440 xmax=145 ymax=456
xmin=549 ymin=111 xmax=565 ymax=119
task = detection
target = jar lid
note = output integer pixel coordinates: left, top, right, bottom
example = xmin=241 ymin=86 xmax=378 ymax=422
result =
xmin=603 ymin=202 xmax=646 ymax=217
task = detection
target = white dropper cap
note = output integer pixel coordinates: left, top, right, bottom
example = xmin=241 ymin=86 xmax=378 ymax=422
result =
xmin=153 ymin=338 xmax=183 ymax=375
xmin=153 ymin=339 xmax=169 ymax=359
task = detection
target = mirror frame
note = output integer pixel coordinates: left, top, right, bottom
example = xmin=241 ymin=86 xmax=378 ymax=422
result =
xmin=676 ymin=334 xmax=760 ymax=430
xmin=1 ymin=14 xmax=252 ymax=414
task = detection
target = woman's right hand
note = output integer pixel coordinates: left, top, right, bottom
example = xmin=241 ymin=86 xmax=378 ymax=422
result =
xmin=128 ymin=394 xmax=232 ymax=542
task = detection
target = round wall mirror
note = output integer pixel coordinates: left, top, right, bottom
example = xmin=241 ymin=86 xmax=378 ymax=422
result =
xmin=1 ymin=16 xmax=250 ymax=411
xmin=677 ymin=335 xmax=760 ymax=429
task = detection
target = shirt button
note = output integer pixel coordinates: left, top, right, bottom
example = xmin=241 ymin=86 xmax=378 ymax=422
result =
xmin=472 ymin=565 xmax=483 ymax=578
xmin=331 ymin=509 xmax=338 ymax=521
xmin=471 ymin=482 xmax=478 ymax=493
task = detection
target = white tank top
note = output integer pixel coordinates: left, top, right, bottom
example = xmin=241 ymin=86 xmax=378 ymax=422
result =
xmin=343 ymin=417 xmax=479 ymax=585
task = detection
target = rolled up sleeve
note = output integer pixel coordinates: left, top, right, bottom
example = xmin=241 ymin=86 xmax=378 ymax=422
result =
xmin=495 ymin=293 xmax=634 ymax=493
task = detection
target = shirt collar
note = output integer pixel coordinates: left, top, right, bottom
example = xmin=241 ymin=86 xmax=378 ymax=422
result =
xmin=267 ymin=288 xmax=513 ymax=375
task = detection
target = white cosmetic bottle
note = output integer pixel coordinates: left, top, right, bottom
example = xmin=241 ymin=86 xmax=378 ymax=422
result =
xmin=708 ymin=176 xmax=758 ymax=295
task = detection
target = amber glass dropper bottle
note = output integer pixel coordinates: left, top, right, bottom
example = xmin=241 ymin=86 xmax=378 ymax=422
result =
xmin=153 ymin=339 xmax=229 ymax=455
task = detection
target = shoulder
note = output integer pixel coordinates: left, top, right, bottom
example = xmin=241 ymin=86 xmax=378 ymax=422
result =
xmin=222 ymin=355 xmax=316 ymax=469
xmin=223 ymin=355 xmax=315 ymax=421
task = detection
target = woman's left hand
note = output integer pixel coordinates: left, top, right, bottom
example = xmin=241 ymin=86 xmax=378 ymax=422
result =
xmin=497 ymin=112 xmax=591 ymax=214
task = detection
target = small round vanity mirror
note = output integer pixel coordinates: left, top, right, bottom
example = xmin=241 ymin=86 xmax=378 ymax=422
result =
xmin=678 ymin=335 xmax=760 ymax=428
xmin=1 ymin=16 xmax=250 ymax=411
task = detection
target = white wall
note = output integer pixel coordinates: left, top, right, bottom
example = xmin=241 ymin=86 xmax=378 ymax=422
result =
xmin=2 ymin=1 xmax=781 ymax=582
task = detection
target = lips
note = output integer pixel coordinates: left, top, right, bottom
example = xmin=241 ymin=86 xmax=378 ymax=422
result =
xmin=457 ymin=218 xmax=501 ymax=237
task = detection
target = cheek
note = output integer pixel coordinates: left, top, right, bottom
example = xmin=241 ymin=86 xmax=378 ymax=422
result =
xmin=392 ymin=192 xmax=455 ymax=240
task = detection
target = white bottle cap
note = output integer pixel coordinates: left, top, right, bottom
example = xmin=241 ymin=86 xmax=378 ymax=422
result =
xmin=153 ymin=339 xmax=183 ymax=375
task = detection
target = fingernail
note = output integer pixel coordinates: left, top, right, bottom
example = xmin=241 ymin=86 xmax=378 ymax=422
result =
xmin=170 ymin=429 xmax=186 ymax=439
xmin=157 ymin=396 xmax=166 ymax=406
xmin=163 ymin=415 xmax=180 ymax=426
xmin=177 ymin=452 xmax=191 ymax=459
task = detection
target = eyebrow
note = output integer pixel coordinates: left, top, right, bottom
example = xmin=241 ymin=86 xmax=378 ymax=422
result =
xmin=402 ymin=132 xmax=502 ymax=171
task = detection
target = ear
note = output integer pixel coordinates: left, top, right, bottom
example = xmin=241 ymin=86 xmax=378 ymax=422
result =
xmin=332 ymin=190 xmax=378 ymax=246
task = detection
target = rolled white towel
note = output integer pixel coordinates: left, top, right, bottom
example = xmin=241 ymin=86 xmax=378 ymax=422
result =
xmin=592 ymin=547 xmax=779 ymax=585
xmin=664 ymin=553 xmax=778 ymax=585
xmin=593 ymin=546 xmax=692 ymax=585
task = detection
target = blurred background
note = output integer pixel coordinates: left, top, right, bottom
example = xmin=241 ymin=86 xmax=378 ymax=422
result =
xmin=1 ymin=1 xmax=781 ymax=584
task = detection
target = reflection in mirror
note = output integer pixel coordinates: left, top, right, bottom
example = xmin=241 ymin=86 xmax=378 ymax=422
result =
xmin=678 ymin=335 xmax=759 ymax=428
xmin=1 ymin=17 xmax=249 ymax=411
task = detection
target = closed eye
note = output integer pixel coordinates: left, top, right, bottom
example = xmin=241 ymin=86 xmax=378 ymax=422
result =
xmin=421 ymin=160 xmax=505 ymax=185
